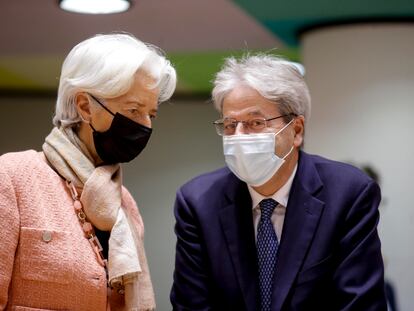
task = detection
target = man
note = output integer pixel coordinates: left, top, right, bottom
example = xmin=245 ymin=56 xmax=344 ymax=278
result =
xmin=170 ymin=54 xmax=386 ymax=310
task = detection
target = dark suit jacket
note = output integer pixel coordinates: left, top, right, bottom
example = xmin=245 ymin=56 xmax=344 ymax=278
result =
xmin=171 ymin=151 xmax=387 ymax=311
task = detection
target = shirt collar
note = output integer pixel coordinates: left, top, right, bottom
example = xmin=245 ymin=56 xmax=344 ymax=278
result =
xmin=248 ymin=164 xmax=298 ymax=209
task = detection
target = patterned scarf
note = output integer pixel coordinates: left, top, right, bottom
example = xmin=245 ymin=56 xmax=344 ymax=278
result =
xmin=42 ymin=127 xmax=155 ymax=311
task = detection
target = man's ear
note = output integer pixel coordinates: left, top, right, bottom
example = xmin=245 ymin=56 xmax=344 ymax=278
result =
xmin=293 ymin=115 xmax=305 ymax=148
xmin=75 ymin=92 xmax=92 ymax=122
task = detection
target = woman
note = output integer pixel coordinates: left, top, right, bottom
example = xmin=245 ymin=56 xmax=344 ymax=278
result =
xmin=0 ymin=33 xmax=176 ymax=310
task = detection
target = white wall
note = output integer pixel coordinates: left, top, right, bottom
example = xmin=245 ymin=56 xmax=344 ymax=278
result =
xmin=302 ymin=23 xmax=414 ymax=311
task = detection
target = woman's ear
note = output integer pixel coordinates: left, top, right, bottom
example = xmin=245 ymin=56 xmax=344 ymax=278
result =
xmin=75 ymin=93 xmax=92 ymax=122
xmin=293 ymin=115 xmax=305 ymax=148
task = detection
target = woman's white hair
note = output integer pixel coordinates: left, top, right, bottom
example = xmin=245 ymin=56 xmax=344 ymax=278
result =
xmin=54 ymin=32 xmax=177 ymax=128
xmin=212 ymin=54 xmax=311 ymax=122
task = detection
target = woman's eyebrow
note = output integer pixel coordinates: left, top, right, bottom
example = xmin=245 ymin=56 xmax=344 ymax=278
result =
xmin=124 ymin=100 xmax=143 ymax=105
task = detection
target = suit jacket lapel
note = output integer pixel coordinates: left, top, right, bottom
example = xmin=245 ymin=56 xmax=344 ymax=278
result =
xmin=219 ymin=175 xmax=258 ymax=311
xmin=272 ymin=151 xmax=325 ymax=311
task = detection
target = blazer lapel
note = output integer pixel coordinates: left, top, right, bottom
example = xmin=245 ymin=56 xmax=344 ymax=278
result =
xmin=219 ymin=176 xmax=258 ymax=311
xmin=272 ymin=152 xmax=325 ymax=311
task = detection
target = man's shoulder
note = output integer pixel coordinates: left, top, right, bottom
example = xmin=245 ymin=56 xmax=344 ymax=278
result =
xmin=176 ymin=167 xmax=246 ymax=220
xmin=178 ymin=167 xmax=244 ymax=203
xmin=181 ymin=166 xmax=233 ymax=190
xmin=301 ymin=151 xmax=374 ymax=187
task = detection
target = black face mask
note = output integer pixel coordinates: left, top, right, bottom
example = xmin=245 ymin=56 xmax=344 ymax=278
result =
xmin=89 ymin=95 xmax=152 ymax=165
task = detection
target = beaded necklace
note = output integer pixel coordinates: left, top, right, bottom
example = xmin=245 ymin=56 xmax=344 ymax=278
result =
xmin=66 ymin=180 xmax=108 ymax=271
xmin=43 ymin=154 xmax=125 ymax=294
xmin=66 ymin=180 xmax=126 ymax=295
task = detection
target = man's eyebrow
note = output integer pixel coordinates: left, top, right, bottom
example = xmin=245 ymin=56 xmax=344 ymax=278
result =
xmin=222 ymin=110 xmax=264 ymax=118
xmin=247 ymin=110 xmax=264 ymax=116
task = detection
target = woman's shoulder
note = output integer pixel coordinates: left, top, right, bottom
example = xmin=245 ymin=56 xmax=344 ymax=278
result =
xmin=0 ymin=149 xmax=38 ymax=167
xmin=0 ymin=150 xmax=49 ymax=179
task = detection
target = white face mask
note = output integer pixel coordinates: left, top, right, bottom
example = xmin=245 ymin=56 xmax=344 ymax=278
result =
xmin=223 ymin=120 xmax=294 ymax=187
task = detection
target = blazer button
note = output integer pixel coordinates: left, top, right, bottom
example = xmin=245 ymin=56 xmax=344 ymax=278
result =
xmin=42 ymin=230 xmax=52 ymax=243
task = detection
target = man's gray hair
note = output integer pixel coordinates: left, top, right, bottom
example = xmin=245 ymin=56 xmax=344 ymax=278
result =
xmin=54 ymin=32 xmax=176 ymax=128
xmin=212 ymin=54 xmax=311 ymax=122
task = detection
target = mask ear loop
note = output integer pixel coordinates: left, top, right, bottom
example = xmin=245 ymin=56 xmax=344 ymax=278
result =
xmin=88 ymin=94 xmax=116 ymax=117
xmin=281 ymin=145 xmax=294 ymax=160
xmin=87 ymin=94 xmax=116 ymax=132
xmin=275 ymin=117 xmax=296 ymax=160
xmin=275 ymin=118 xmax=295 ymax=136
xmin=89 ymin=123 xmax=97 ymax=132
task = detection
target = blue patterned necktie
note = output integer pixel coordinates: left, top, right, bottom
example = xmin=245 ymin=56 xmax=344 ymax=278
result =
xmin=257 ymin=198 xmax=279 ymax=311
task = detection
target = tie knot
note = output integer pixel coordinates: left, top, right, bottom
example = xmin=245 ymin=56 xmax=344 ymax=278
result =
xmin=259 ymin=198 xmax=278 ymax=219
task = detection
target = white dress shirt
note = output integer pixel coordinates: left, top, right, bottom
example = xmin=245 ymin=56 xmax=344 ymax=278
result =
xmin=248 ymin=164 xmax=297 ymax=242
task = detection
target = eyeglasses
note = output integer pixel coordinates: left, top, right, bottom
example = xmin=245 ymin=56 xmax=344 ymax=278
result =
xmin=213 ymin=113 xmax=296 ymax=136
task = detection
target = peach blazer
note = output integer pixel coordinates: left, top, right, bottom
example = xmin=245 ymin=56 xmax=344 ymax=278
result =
xmin=0 ymin=150 xmax=152 ymax=311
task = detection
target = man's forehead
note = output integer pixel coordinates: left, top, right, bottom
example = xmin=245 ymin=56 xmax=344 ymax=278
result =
xmin=222 ymin=103 xmax=280 ymax=116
